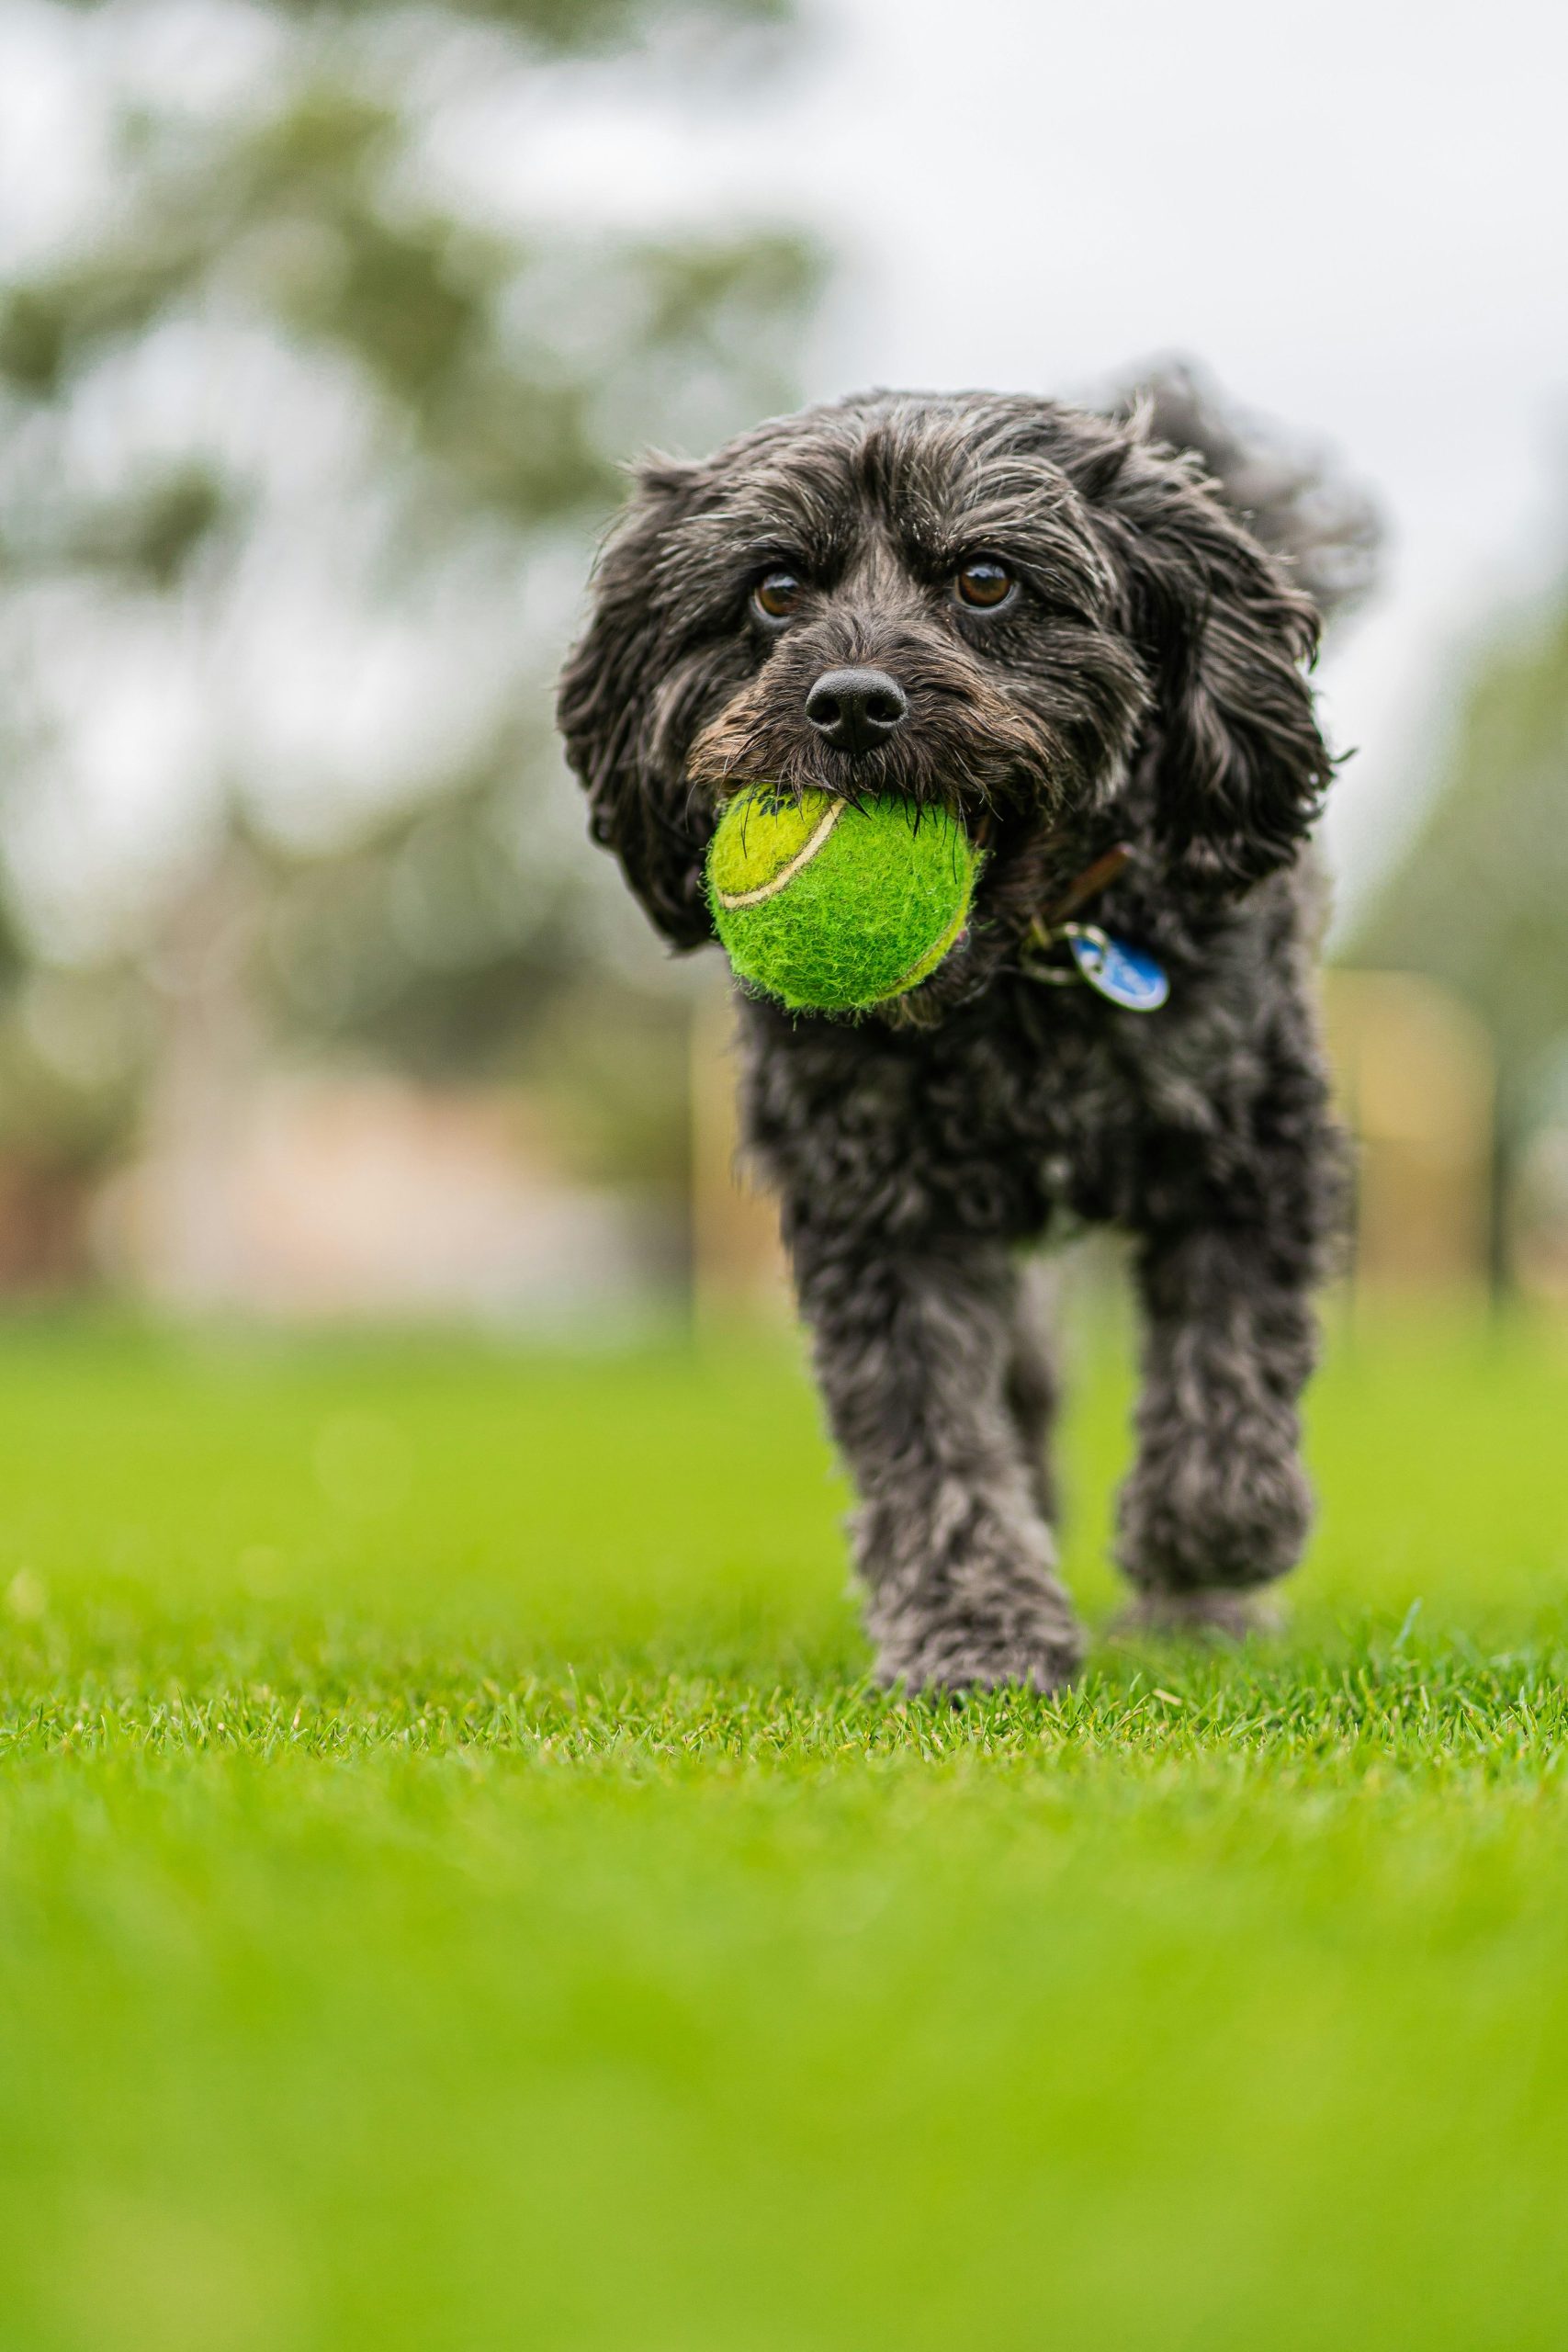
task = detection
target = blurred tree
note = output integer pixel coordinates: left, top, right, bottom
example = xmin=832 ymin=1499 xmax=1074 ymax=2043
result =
xmin=0 ymin=0 xmax=822 ymax=1232
xmin=1352 ymin=583 xmax=1568 ymax=1136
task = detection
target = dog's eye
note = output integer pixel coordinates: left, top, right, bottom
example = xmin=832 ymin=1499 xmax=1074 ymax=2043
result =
xmin=752 ymin=570 xmax=805 ymax=622
xmin=954 ymin=559 xmax=1015 ymax=610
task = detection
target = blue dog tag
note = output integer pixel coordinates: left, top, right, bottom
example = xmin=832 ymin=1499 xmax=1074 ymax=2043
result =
xmin=1068 ymin=926 xmax=1169 ymax=1012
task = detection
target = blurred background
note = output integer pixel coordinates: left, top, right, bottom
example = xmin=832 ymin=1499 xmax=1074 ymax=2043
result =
xmin=0 ymin=0 xmax=1563 ymax=1329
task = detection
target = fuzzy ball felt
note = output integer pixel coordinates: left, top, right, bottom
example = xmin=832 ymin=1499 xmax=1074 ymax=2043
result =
xmin=705 ymin=786 xmax=979 ymax=1014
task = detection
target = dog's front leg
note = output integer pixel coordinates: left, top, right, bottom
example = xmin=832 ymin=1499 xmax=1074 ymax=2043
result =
xmin=790 ymin=1226 xmax=1085 ymax=1698
xmin=1116 ymin=1221 xmax=1318 ymax=1633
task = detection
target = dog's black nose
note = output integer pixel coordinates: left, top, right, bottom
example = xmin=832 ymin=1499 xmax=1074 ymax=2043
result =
xmin=804 ymin=667 xmax=908 ymax=754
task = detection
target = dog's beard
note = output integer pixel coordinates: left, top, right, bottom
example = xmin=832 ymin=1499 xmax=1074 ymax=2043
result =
xmin=683 ymin=660 xmax=1066 ymax=826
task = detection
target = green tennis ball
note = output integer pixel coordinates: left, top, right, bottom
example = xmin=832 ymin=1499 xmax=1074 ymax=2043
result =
xmin=706 ymin=786 xmax=979 ymax=1014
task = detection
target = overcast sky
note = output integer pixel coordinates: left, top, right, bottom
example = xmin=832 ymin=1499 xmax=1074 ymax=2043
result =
xmin=500 ymin=0 xmax=1568 ymax=923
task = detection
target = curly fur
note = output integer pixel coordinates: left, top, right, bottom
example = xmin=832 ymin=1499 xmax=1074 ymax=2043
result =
xmin=558 ymin=374 xmax=1372 ymax=1695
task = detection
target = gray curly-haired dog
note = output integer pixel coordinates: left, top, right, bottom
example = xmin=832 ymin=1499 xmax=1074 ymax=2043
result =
xmin=558 ymin=372 xmax=1375 ymax=1696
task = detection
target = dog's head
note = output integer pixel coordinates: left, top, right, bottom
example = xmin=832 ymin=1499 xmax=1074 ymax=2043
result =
xmin=558 ymin=390 xmax=1331 ymax=1006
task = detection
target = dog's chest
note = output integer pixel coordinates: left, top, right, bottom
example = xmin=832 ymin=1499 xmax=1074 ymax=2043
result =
xmin=915 ymin=1007 xmax=1134 ymax=1223
xmin=743 ymin=988 xmax=1148 ymax=1239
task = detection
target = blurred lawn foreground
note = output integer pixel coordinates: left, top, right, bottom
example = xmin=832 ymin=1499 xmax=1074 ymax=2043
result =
xmin=3 ymin=1307 xmax=1568 ymax=2349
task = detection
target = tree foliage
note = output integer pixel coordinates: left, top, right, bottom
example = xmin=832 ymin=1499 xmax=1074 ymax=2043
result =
xmin=1352 ymin=583 xmax=1568 ymax=1130
xmin=0 ymin=0 xmax=820 ymax=1179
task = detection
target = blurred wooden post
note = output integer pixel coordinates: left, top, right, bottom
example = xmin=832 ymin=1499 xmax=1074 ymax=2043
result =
xmin=689 ymin=978 xmax=792 ymax=1334
xmin=1321 ymin=970 xmax=1495 ymax=1301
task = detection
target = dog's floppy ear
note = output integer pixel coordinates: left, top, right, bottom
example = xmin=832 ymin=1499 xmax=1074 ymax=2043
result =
xmin=557 ymin=458 xmax=714 ymax=949
xmin=1099 ymin=448 xmax=1333 ymax=897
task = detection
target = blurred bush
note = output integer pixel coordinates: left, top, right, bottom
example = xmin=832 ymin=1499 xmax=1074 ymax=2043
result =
xmin=0 ymin=0 xmax=823 ymax=1284
xmin=1355 ymin=585 xmax=1568 ymax=1116
xmin=1353 ymin=566 xmax=1568 ymax=1287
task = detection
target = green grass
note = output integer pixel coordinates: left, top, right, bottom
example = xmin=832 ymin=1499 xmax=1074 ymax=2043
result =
xmin=4 ymin=1306 xmax=1568 ymax=2349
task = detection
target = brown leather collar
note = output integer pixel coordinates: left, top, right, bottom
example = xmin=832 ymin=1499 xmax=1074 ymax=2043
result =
xmin=1040 ymin=842 xmax=1135 ymax=928
xmin=1020 ymin=842 xmax=1138 ymax=982
xmin=964 ymin=820 xmax=1136 ymax=963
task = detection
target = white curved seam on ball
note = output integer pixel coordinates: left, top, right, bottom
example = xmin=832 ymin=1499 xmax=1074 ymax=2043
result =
xmin=714 ymin=798 xmax=846 ymax=909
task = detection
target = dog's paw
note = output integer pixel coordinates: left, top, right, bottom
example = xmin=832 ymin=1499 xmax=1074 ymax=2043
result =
xmin=874 ymin=1612 xmax=1085 ymax=1702
xmin=1117 ymin=1449 xmax=1312 ymax=1593
xmin=1111 ymin=1587 xmax=1287 ymax=1643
